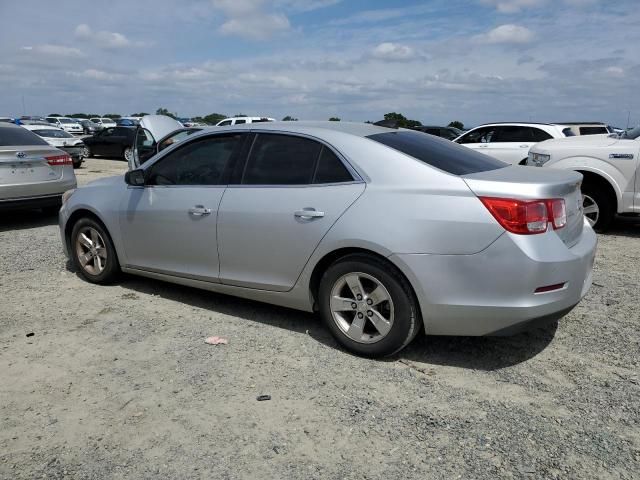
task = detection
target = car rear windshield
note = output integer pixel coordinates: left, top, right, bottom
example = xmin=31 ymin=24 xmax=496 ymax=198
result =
xmin=0 ymin=127 xmax=49 ymax=146
xmin=367 ymin=130 xmax=507 ymax=175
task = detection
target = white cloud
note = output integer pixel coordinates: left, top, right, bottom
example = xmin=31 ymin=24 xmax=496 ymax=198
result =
xmin=74 ymin=24 xmax=131 ymax=49
xmin=20 ymin=44 xmax=84 ymax=58
xmin=370 ymin=42 xmax=415 ymax=62
xmin=212 ymin=0 xmax=291 ymax=39
xmin=480 ymin=0 xmax=546 ymax=13
xmin=473 ymin=24 xmax=534 ymax=44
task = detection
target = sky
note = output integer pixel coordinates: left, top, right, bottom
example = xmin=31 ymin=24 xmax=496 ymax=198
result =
xmin=0 ymin=0 xmax=638 ymax=128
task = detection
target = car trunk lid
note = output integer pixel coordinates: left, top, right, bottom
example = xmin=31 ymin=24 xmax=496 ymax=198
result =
xmin=0 ymin=146 xmax=66 ymax=185
xmin=463 ymin=165 xmax=584 ymax=247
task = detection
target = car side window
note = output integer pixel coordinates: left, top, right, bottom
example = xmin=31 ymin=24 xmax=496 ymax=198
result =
xmin=235 ymin=119 xmax=246 ymax=125
xmin=530 ymin=127 xmax=553 ymax=142
xmin=218 ymin=120 xmax=232 ymax=126
xmin=147 ymin=134 xmax=242 ymax=186
xmin=457 ymin=127 xmax=496 ymax=144
xmin=579 ymin=126 xmax=608 ymax=135
xmin=242 ymin=134 xmax=322 ymax=185
xmin=313 ymin=147 xmax=353 ymax=184
xmin=494 ymin=126 xmax=533 ymax=142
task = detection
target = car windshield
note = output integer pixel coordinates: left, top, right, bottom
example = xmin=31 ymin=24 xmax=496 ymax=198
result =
xmin=621 ymin=126 xmax=640 ymax=140
xmin=34 ymin=129 xmax=73 ymax=138
xmin=58 ymin=118 xmax=76 ymax=124
xmin=367 ymin=130 xmax=507 ymax=175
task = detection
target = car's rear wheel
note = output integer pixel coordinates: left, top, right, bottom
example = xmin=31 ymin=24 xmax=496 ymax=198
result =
xmin=318 ymin=254 xmax=420 ymax=357
xmin=82 ymin=146 xmax=91 ymax=158
xmin=123 ymin=147 xmax=133 ymax=162
xmin=73 ymin=158 xmax=83 ymax=169
xmin=71 ymin=218 xmax=120 ymax=284
xmin=582 ymin=184 xmax=614 ymax=232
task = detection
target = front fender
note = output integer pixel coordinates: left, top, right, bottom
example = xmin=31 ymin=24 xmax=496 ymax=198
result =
xmin=547 ymin=157 xmax=625 ymax=203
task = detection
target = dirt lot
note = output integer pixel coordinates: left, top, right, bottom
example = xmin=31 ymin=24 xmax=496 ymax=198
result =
xmin=1 ymin=157 xmax=639 ymax=479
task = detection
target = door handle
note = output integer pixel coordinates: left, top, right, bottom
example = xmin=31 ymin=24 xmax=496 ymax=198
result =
xmin=188 ymin=205 xmax=212 ymax=216
xmin=294 ymin=208 xmax=325 ymax=219
xmin=478 ymin=144 xmax=488 ymax=148
xmin=520 ymin=144 xmax=529 ymax=148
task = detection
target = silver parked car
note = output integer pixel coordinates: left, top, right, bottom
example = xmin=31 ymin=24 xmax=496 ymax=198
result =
xmin=58 ymin=122 xmax=596 ymax=357
xmin=1 ymin=123 xmax=76 ymax=213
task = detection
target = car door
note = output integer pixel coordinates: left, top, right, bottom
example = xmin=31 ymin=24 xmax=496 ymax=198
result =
xmin=89 ymin=128 xmax=114 ymax=156
xmin=217 ymin=132 xmax=365 ymax=292
xmin=455 ymin=126 xmax=497 ymax=156
xmin=119 ymin=133 xmax=246 ymax=280
xmin=490 ymin=126 xmax=538 ymax=164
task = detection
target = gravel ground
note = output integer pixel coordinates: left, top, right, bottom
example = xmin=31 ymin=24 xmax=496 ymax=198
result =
xmin=1 ymin=158 xmax=639 ymax=480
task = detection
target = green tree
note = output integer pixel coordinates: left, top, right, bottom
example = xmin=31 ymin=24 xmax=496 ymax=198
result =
xmin=282 ymin=115 xmax=298 ymax=121
xmin=383 ymin=112 xmax=422 ymax=128
xmin=68 ymin=113 xmax=89 ymax=118
xmin=103 ymin=113 xmax=121 ymax=119
xmin=155 ymin=107 xmax=177 ymax=119
xmin=130 ymin=112 xmax=150 ymax=117
xmin=329 ymin=117 xmax=341 ymax=121
xmin=202 ymin=113 xmax=227 ymax=125
xmin=448 ymin=121 xmax=464 ymax=130
xmin=48 ymin=113 xmax=62 ymax=117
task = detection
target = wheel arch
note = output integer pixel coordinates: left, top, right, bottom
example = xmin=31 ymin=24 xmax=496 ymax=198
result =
xmin=575 ymin=169 xmax=619 ymax=212
xmin=308 ymin=247 xmax=422 ymax=326
xmin=64 ymin=208 xmax=117 ymax=258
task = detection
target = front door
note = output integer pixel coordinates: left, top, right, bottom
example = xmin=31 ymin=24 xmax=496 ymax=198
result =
xmin=455 ymin=126 xmax=498 ymax=159
xmin=217 ymin=133 xmax=365 ymax=291
xmin=119 ymin=133 xmax=245 ymax=280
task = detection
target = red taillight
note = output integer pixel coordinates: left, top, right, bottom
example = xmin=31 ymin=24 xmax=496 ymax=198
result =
xmin=479 ymin=197 xmax=566 ymax=235
xmin=45 ymin=154 xmax=72 ymax=166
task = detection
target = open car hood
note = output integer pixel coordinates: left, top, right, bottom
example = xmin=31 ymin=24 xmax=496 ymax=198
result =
xmin=131 ymin=115 xmax=183 ymax=170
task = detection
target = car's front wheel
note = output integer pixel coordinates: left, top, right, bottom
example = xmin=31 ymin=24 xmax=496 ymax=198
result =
xmin=70 ymin=218 xmax=120 ymax=284
xmin=318 ymin=254 xmax=420 ymax=357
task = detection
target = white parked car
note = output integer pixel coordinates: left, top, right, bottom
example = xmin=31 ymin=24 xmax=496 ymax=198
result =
xmin=215 ymin=116 xmax=275 ymax=127
xmin=22 ymin=125 xmax=86 ymax=168
xmin=46 ymin=117 xmax=83 ymax=135
xmin=90 ymin=117 xmax=117 ymax=129
xmin=528 ymin=126 xmax=640 ymax=231
xmin=454 ymin=123 xmax=576 ymax=165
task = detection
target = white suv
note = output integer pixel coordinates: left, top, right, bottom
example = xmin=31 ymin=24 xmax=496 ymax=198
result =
xmin=454 ymin=123 xmax=573 ymax=165
xmin=215 ymin=116 xmax=275 ymax=127
xmin=528 ymin=126 xmax=640 ymax=231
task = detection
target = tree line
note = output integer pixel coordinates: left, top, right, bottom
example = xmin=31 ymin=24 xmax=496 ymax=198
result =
xmin=47 ymin=108 xmax=464 ymax=129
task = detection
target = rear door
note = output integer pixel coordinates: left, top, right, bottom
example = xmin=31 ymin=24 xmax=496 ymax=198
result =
xmin=217 ymin=133 xmax=365 ymax=291
xmin=491 ymin=126 xmax=542 ymax=165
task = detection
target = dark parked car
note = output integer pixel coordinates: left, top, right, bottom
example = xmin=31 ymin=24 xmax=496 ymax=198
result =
xmin=83 ymin=126 xmax=136 ymax=161
xmin=79 ymin=119 xmax=101 ymax=135
xmin=413 ymin=126 xmax=464 ymax=140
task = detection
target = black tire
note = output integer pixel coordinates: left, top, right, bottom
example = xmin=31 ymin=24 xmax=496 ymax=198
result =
xmin=83 ymin=146 xmax=92 ymax=158
xmin=123 ymin=147 xmax=133 ymax=162
xmin=41 ymin=204 xmax=61 ymax=216
xmin=73 ymin=158 xmax=83 ymax=169
xmin=582 ymin=183 xmax=614 ymax=232
xmin=70 ymin=217 xmax=120 ymax=284
xmin=318 ymin=254 xmax=420 ymax=357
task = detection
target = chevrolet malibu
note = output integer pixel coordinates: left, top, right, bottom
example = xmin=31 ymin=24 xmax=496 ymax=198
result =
xmin=58 ymin=122 xmax=596 ymax=357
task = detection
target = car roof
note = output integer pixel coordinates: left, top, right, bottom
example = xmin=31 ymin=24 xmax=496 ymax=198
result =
xmin=21 ymin=125 xmax=61 ymax=131
xmin=473 ymin=122 xmax=556 ymax=127
xmin=201 ymin=121 xmax=397 ymax=138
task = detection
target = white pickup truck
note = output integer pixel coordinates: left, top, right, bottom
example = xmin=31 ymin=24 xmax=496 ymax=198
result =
xmin=527 ymin=126 xmax=640 ymax=231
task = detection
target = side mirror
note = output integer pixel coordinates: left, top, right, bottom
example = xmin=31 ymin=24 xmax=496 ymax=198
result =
xmin=124 ymin=169 xmax=145 ymax=186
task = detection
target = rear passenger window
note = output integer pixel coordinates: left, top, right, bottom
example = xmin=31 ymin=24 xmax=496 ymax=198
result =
xmin=313 ymin=147 xmax=353 ymax=184
xmin=494 ymin=126 xmax=533 ymax=142
xmin=243 ymin=134 xmax=321 ymax=185
xmin=530 ymin=127 xmax=553 ymax=142
xmin=579 ymin=126 xmax=608 ymax=135
xmin=218 ymin=120 xmax=232 ymax=126
xmin=235 ymin=119 xmax=246 ymax=125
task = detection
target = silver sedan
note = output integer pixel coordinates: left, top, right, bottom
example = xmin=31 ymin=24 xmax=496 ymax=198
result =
xmin=59 ymin=122 xmax=596 ymax=357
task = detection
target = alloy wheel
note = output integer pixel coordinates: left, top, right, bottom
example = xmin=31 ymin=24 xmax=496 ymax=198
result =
xmin=124 ymin=147 xmax=133 ymax=162
xmin=582 ymin=194 xmax=599 ymax=227
xmin=329 ymin=272 xmax=394 ymax=344
xmin=75 ymin=226 xmax=108 ymax=275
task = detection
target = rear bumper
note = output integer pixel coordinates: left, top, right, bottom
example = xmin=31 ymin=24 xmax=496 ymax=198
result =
xmin=0 ymin=193 xmax=63 ymax=210
xmin=391 ymin=220 xmax=597 ymax=336
xmin=1 ymin=175 xmax=76 ymax=205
